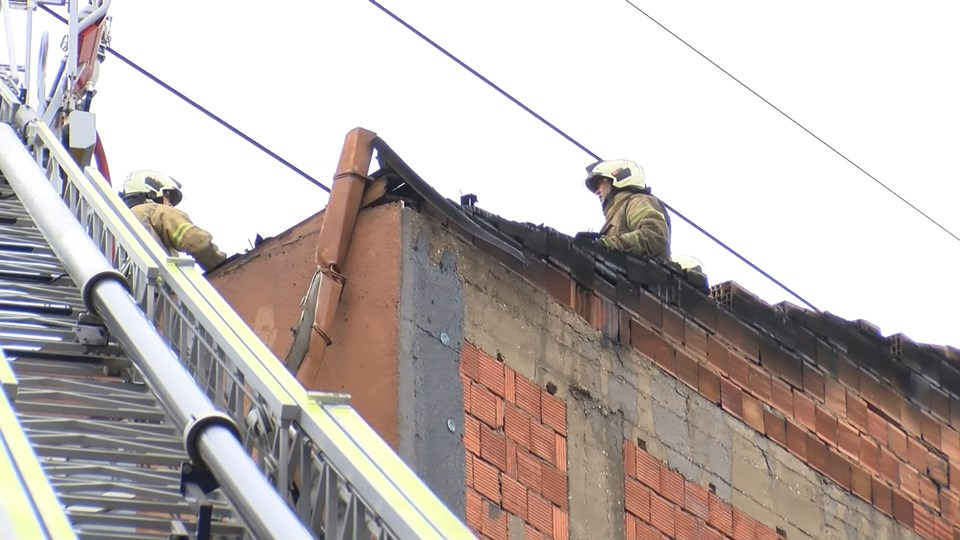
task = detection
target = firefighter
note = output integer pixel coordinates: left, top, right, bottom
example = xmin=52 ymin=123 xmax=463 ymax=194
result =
xmin=121 ymin=170 xmax=227 ymax=271
xmin=583 ymin=159 xmax=671 ymax=260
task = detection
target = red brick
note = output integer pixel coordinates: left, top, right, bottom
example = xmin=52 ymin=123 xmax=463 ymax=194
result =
xmin=471 ymin=383 xmax=503 ymax=429
xmin=720 ymin=378 xmax=743 ymax=419
xmin=481 ymin=424 xmax=508 ymax=472
xmin=661 ymin=466 xmax=685 ymax=505
xmin=501 ymin=474 xmax=526 ymax=516
xmin=676 ymin=350 xmax=700 ymax=391
xmin=541 ymin=464 xmax=568 ymax=510
xmin=838 ymin=421 xmax=860 ymax=459
xmin=517 ymin=450 xmax=541 ymax=492
xmin=765 ymin=409 xmax=787 ymax=448
xmin=504 ymin=404 xmax=531 ymax=449
xmin=626 ymin=478 xmax=651 ymax=521
xmin=866 ymin=409 xmax=888 ymax=446
xmin=803 ymin=364 xmax=825 ymax=402
xmin=892 ymin=489 xmax=914 ymax=528
xmin=825 ymin=377 xmax=847 ymax=417
xmin=847 ymin=393 xmax=868 ymax=432
xmin=698 ymin=364 xmax=721 ymax=404
xmin=482 ymin=500 xmax=508 ymax=540
xmin=525 ymin=524 xmax=546 ymax=540
xmin=650 ymin=493 xmax=675 ymax=537
xmin=859 ymin=436 xmax=880 ymax=475
xmin=786 ymin=419 xmax=808 ymax=460
xmin=915 ymin=502 xmax=936 ymax=540
xmin=527 ymin=492 xmax=553 ymax=537
xmin=699 ymin=522 xmax=723 ymax=540
xmin=880 ymin=448 xmax=900 ymax=484
xmin=771 ymin=377 xmax=793 ymax=415
xmin=922 ymin=411 xmax=943 ymax=449
xmin=901 ymin=463 xmax=921 ymax=499
xmin=929 ymin=453 xmax=949 ymax=487
xmin=889 ymin=425 xmax=908 ymax=456
xmin=943 ymin=425 xmax=960 ymax=462
xmin=708 ymin=492 xmax=732 ymax=536
xmin=675 ymin=507 xmax=698 ymax=540
xmin=465 ymin=415 xmax=481 ymax=456
xmin=941 ymin=489 xmax=960 ymax=527
xmin=731 ymin=508 xmax=756 ymax=540
xmin=816 ymin=406 xmax=839 ymax=446
xmin=748 ymin=365 xmax=773 ymax=403
xmin=933 ymin=516 xmax=952 ymax=540
xmin=794 ymin=392 xmax=817 ymax=431
xmin=506 ymin=438 xmax=518 ymax=478
xmin=807 ymin=434 xmax=828 ymax=475
xmin=631 ymin=323 xmax=675 ymax=374
xmin=903 ymin=400 xmax=923 ymax=436
xmin=461 ymin=343 xmax=481 ymax=382
xmin=907 ymin=437 xmax=929 ymax=472
xmin=541 ymin=391 xmax=566 ymax=436
xmin=755 ymin=524 xmax=779 ymax=540
xmin=705 ymin=335 xmax=729 ymax=373
xmin=742 ymin=393 xmax=765 ymax=433
xmin=544 ymin=265 xmax=573 ymax=307
xmin=552 ymin=506 xmax=569 ymax=540
xmin=635 ymin=520 xmax=663 ymax=540
xmin=555 ymin=433 xmax=567 ymax=472
xmin=636 ymin=449 xmax=662 ymax=491
xmin=850 ymin=463 xmax=872 ymax=502
xmin=919 ymin=475 xmax=940 ymax=511
xmin=474 ymin=458 xmax=501 ymax=503
xmin=530 ymin=421 xmax=556 ymax=463
xmin=466 ymin=488 xmax=482 ymax=531
xmin=479 ymin=352 xmax=506 ymax=398
xmin=827 ymin=449 xmax=851 ymax=490
xmin=685 ymin=320 xmax=708 ymax=356
xmin=515 ymin=374 xmax=541 ymax=420
xmin=504 ymin=367 xmax=516 ymax=403
xmin=624 ymin=440 xmax=637 ymax=479
xmin=726 ymin=352 xmax=751 ymax=389
xmin=684 ymin=482 xmax=709 ymax=521
xmin=625 ymin=514 xmax=636 ymax=540
xmin=462 ymin=374 xmax=472 ymax=412
xmin=466 ymin=453 xmax=474 ymax=488
xmin=872 ymin=478 xmax=893 ymax=516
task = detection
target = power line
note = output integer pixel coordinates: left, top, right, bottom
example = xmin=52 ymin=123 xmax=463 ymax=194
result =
xmin=38 ymin=4 xmax=331 ymax=193
xmin=367 ymin=0 xmax=819 ymax=312
xmin=624 ymin=0 xmax=960 ymax=245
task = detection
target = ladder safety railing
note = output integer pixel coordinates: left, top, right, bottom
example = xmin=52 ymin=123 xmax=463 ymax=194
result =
xmin=0 ymin=83 xmax=472 ymax=539
xmin=0 ymin=122 xmax=314 ymax=540
xmin=0 ymin=352 xmax=79 ymax=540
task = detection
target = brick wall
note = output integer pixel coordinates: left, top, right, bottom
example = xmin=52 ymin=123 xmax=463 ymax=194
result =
xmin=624 ymin=439 xmax=780 ymax=540
xmin=461 ymin=342 xmax=569 ymax=540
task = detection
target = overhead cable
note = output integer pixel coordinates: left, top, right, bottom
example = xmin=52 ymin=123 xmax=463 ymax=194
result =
xmin=624 ymin=0 xmax=960 ymax=245
xmin=368 ymin=0 xmax=820 ymax=312
xmin=38 ymin=4 xmax=331 ymax=193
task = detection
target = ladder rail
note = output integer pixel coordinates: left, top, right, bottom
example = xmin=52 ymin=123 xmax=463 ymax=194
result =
xmin=0 ymin=83 xmax=472 ymax=539
xmin=0 ymin=352 xmax=77 ymax=540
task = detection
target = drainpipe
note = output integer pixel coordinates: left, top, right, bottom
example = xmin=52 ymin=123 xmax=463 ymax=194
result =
xmin=295 ymin=127 xmax=376 ymax=386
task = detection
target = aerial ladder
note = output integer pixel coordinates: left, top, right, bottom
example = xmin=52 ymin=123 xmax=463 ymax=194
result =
xmin=0 ymin=1 xmax=472 ymax=538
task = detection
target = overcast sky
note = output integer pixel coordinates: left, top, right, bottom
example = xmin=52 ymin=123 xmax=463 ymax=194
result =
xmin=12 ymin=1 xmax=960 ymax=347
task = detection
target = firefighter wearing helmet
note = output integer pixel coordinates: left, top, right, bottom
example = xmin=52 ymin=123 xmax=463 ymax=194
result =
xmin=121 ymin=170 xmax=227 ymax=272
xmin=583 ymin=159 xmax=671 ymax=259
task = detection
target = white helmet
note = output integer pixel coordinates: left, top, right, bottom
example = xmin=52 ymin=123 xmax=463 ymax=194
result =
xmin=122 ymin=170 xmax=183 ymax=207
xmin=584 ymin=159 xmax=646 ymax=193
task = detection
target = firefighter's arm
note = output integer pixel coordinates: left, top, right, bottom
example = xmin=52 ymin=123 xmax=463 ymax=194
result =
xmin=599 ymin=196 xmax=669 ymax=257
xmin=153 ymin=207 xmax=228 ymax=272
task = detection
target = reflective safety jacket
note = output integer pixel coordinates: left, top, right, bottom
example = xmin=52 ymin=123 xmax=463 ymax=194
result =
xmin=598 ymin=190 xmax=671 ymax=259
xmin=131 ymin=202 xmax=227 ymax=271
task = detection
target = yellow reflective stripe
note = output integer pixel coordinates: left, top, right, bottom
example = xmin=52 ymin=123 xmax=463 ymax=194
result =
xmin=0 ymin=392 xmax=76 ymax=539
xmin=170 ymin=222 xmax=194 ymax=249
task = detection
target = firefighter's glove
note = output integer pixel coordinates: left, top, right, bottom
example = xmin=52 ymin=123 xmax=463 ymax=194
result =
xmin=573 ymin=231 xmax=603 ymax=249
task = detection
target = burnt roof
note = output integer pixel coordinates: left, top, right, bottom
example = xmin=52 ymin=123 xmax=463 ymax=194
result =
xmin=370 ymin=136 xmax=960 ymax=410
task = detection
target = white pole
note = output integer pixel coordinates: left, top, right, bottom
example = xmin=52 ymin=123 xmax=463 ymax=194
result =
xmin=0 ymin=0 xmax=19 ymax=85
